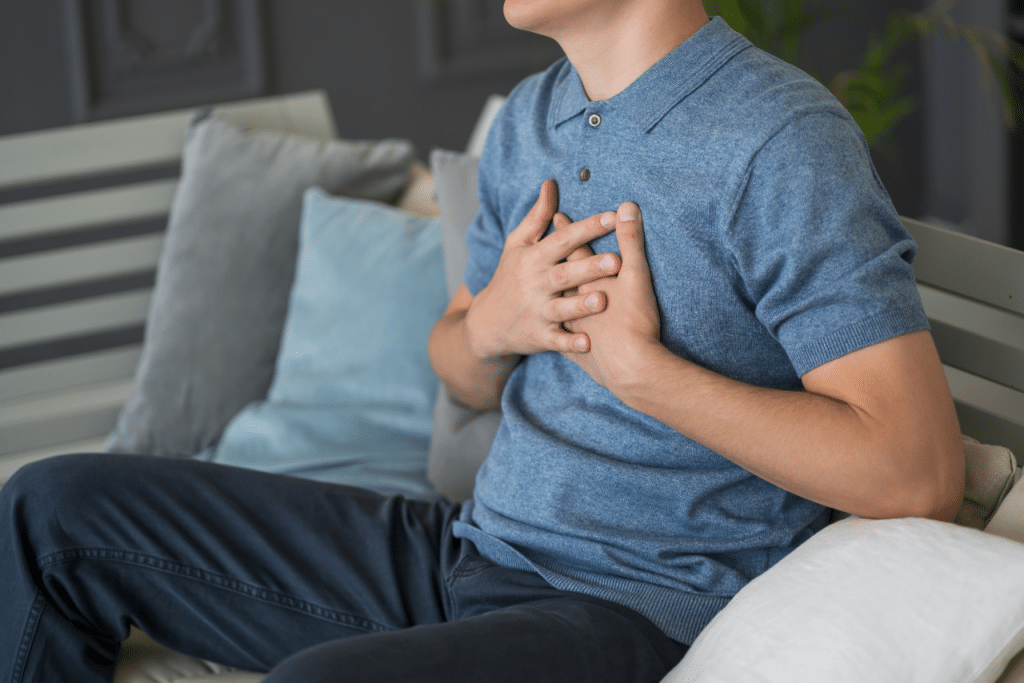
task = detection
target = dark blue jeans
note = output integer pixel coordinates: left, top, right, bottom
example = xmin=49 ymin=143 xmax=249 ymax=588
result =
xmin=1 ymin=454 xmax=687 ymax=682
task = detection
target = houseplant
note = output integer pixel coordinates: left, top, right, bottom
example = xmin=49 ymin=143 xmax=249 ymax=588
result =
xmin=702 ymin=0 xmax=1024 ymax=147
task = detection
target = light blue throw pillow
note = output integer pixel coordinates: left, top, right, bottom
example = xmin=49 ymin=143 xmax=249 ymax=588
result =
xmin=199 ymin=188 xmax=447 ymax=499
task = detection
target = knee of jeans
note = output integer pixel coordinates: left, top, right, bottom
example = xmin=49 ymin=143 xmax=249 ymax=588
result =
xmin=2 ymin=453 xmax=122 ymax=526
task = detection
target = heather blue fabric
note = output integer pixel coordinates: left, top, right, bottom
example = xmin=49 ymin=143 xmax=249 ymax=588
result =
xmin=455 ymin=17 xmax=929 ymax=644
xmin=198 ymin=190 xmax=446 ymax=499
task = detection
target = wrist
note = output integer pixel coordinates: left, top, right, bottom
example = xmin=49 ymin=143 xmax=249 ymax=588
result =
xmin=463 ymin=292 xmax=500 ymax=362
xmin=610 ymin=341 xmax=686 ymax=409
xmin=463 ymin=293 xmax=523 ymax=371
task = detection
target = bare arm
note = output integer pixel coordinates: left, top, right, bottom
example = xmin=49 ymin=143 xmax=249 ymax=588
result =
xmin=562 ymin=203 xmax=966 ymax=521
xmin=428 ymin=180 xmax=622 ymax=411
xmin=428 ymin=284 xmax=520 ymax=411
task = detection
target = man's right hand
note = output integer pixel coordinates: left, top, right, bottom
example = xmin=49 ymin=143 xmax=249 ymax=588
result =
xmin=428 ymin=180 xmax=621 ymax=410
xmin=464 ymin=179 xmax=622 ymax=359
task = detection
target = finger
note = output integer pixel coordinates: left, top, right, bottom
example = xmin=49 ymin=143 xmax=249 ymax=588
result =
xmin=549 ymin=252 xmax=620 ymax=293
xmin=552 ymin=212 xmax=586 ymax=297
xmin=544 ymin=327 xmax=591 ymax=354
xmin=543 ymin=210 xmax=616 ymax=262
xmin=615 ymin=202 xmax=650 ymax=277
xmin=547 ymin=290 xmax=606 ymax=322
xmin=553 ymin=212 xmax=595 ymax=262
xmin=510 ymin=180 xmax=559 ymax=246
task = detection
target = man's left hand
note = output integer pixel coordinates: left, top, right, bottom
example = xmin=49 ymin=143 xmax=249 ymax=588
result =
xmin=558 ymin=203 xmax=662 ymax=392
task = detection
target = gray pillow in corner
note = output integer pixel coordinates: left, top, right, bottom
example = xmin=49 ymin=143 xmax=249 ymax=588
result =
xmin=427 ymin=148 xmax=502 ymax=502
xmin=105 ymin=113 xmax=416 ymax=458
xmin=956 ymin=435 xmax=1020 ymax=530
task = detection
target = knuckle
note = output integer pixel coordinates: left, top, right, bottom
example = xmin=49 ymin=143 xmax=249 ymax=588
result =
xmin=520 ymin=248 xmax=544 ymax=274
xmin=545 ymin=298 xmax=567 ymax=323
xmin=575 ymin=298 xmax=594 ymax=319
xmin=541 ymin=328 xmax=565 ymax=352
xmin=565 ymin=297 xmax=587 ymax=322
xmin=549 ymin=263 xmax=572 ymax=290
xmin=546 ymin=227 xmax=572 ymax=251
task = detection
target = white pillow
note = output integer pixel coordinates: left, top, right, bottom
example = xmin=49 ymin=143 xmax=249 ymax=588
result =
xmin=663 ymin=517 xmax=1024 ymax=683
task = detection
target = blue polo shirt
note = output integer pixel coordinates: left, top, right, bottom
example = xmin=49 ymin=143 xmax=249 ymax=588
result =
xmin=453 ymin=17 xmax=929 ymax=644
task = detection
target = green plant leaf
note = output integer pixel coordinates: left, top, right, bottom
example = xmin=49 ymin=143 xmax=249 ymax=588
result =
xmin=735 ymin=0 xmax=772 ymax=52
xmin=709 ymin=0 xmax=1023 ymax=143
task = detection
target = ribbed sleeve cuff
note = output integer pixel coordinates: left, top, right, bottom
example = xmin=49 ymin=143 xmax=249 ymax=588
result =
xmin=787 ymin=306 xmax=931 ymax=377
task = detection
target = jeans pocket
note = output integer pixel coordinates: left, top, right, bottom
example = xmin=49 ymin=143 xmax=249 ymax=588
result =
xmin=444 ymin=547 xmax=560 ymax=622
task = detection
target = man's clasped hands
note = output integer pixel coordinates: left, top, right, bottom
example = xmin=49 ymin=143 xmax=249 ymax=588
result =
xmin=465 ymin=179 xmax=663 ymax=394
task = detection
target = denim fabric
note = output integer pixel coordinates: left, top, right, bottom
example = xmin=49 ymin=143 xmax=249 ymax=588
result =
xmin=456 ymin=16 xmax=927 ymax=643
xmin=1 ymin=454 xmax=685 ymax=682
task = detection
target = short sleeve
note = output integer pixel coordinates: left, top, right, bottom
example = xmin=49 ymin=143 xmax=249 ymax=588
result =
xmin=727 ymin=112 xmax=929 ymax=377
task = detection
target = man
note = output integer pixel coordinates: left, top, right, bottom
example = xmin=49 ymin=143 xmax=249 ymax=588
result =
xmin=428 ymin=0 xmax=964 ymax=658
xmin=1 ymin=1 xmax=964 ymax=681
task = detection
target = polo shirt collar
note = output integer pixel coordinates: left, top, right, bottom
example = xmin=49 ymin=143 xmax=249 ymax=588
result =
xmin=548 ymin=16 xmax=750 ymax=133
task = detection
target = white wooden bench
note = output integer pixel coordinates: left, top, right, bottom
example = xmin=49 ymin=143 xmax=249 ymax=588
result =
xmin=0 ymin=91 xmax=340 ymax=483
xmin=903 ymin=218 xmax=1024 ymax=461
xmin=902 ymin=217 xmax=1024 ymax=544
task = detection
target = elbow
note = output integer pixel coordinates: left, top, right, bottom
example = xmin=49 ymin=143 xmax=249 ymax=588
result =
xmin=869 ymin=441 xmax=966 ymax=522
xmin=441 ymin=378 xmax=503 ymax=414
xmin=915 ymin=430 xmax=967 ymax=522
xmin=919 ymin=452 xmax=966 ymax=522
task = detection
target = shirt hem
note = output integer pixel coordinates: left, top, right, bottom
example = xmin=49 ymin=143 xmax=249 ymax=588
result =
xmin=453 ymin=520 xmax=734 ymax=644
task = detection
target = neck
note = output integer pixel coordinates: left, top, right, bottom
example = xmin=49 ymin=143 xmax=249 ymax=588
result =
xmin=554 ymin=2 xmax=709 ymax=101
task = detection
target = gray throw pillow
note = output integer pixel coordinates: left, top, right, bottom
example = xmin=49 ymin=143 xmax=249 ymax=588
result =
xmin=105 ymin=113 xmax=416 ymax=458
xmin=427 ymin=148 xmax=502 ymax=502
xmin=956 ymin=435 xmax=1020 ymax=529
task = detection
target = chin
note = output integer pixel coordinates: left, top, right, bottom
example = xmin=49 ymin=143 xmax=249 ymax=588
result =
xmin=503 ymin=0 xmax=561 ymax=36
xmin=503 ymin=0 xmax=538 ymax=31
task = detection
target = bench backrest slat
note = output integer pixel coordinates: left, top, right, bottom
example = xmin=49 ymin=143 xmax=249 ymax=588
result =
xmin=903 ymin=216 xmax=1024 ymax=316
xmin=0 ymin=91 xmax=337 ymax=192
xmin=0 ymin=180 xmax=178 ymax=242
xmin=0 ymin=91 xmax=337 ymax=465
xmin=903 ymin=217 xmax=1024 ymax=459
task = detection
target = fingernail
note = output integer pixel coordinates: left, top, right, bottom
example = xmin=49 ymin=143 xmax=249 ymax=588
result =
xmin=618 ymin=204 xmax=639 ymax=222
xmin=600 ymin=212 xmax=615 ymax=228
xmin=599 ymin=255 xmax=617 ymax=273
xmin=585 ymin=293 xmax=601 ymax=310
xmin=574 ymin=336 xmax=589 ymax=352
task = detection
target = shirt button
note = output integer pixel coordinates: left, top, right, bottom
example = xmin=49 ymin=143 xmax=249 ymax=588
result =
xmin=579 ymin=168 xmax=591 ymax=182
xmin=588 ymin=113 xmax=602 ymax=127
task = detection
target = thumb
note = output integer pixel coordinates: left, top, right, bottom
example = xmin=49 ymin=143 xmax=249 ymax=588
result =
xmin=510 ymin=179 xmax=558 ymax=246
xmin=615 ymin=202 xmax=650 ymax=277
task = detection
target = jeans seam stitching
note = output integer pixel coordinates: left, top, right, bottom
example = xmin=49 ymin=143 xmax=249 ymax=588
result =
xmin=444 ymin=554 xmax=493 ymax=621
xmin=9 ymin=592 xmax=45 ymax=683
xmin=38 ymin=547 xmax=390 ymax=634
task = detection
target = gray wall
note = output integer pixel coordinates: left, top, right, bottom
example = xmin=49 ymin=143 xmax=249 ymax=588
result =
xmin=800 ymin=0 xmax=1015 ymax=247
xmin=801 ymin=0 xmax=928 ymax=222
xmin=1 ymin=0 xmax=1015 ymax=247
xmin=923 ymin=0 xmax=1012 ymax=246
xmin=0 ymin=0 xmax=561 ymax=156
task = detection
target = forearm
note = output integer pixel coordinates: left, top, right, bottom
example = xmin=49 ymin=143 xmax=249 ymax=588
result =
xmin=428 ymin=303 xmax=520 ymax=412
xmin=612 ymin=338 xmax=964 ymax=521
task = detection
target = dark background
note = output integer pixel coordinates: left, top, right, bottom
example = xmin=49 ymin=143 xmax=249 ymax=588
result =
xmin=1 ymin=0 xmax=1019 ymax=248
